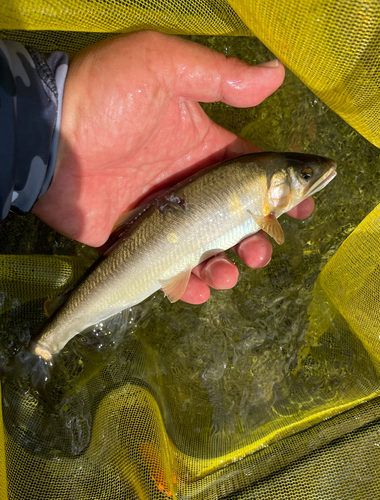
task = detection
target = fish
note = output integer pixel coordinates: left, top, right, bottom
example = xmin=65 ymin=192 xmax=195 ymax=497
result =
xmin=30 ymin=152 xmax=337 ymax=361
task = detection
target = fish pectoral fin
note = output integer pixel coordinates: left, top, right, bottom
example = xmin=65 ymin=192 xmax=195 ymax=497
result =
xmin=251 ymin=213 xmax=285 ymax=245
xmin=44 ymin=293 xmax=70 ymax=317
xmin=159 ymin=269 xmax=192 ymax=303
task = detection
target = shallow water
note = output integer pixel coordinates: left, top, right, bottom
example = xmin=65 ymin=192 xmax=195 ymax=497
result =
xmin=1 ymin=35 xmax=380 ymax=461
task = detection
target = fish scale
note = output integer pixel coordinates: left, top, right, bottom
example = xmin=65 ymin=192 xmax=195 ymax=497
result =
xmin=31 ymin=152 xmax=336 ymax=360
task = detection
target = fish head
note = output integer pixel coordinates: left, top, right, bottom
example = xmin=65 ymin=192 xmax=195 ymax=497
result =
xmin=267 ymin=153 xmax=337 ymax=213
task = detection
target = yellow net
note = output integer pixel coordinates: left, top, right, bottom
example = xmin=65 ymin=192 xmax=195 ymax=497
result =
xmin=1 ymin=1 xmax=380 ymax=499
xmin=1 ymin=0 xmax=249 ymax=35
xmin=306 ymin=204 xmax=380 ymax=375
xmin=0 ymin=384 xmax=7 ymax=500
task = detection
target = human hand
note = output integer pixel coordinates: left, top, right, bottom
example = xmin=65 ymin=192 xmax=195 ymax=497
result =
xmin=33 ymin=31 xmax=314 ymax=305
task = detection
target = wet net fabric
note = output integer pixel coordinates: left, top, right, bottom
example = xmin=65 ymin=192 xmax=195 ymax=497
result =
xmin=1 ymin=1 xmax=380 ymax=499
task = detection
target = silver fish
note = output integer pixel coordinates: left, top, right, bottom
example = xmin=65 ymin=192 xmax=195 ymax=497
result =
xmin=31 ymin=152 xmax=337 ymax=360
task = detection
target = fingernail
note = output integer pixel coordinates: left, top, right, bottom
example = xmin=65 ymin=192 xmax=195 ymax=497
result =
xmin=257 ymin=59 xmax=279 ymax=68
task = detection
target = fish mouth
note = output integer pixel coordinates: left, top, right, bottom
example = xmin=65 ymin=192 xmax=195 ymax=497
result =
xmin=305 ymin=163 xmax=337 ymax=197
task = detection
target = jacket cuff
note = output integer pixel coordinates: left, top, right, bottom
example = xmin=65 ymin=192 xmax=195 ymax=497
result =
xmin=0 ymin=40 xmax=69 ymax=218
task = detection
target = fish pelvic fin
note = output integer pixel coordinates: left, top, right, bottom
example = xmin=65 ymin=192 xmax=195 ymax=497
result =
xmin=251 ymin=212 xmax=285 ymax=245
xmin=160 ymin=269 xmax=192 ymax=303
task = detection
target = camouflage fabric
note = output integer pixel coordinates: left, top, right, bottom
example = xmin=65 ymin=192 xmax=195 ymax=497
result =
xmin=0 ymin=40 xmax=68 ymax=219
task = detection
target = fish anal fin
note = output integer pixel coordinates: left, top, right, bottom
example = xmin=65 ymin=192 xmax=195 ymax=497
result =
xmin=44 ymin=293 xmax=69 ymax=317
xmin=159 ymin=269 xmax=191 ymax=303
xmin=252 ymin=213 xmax=285 ymax=245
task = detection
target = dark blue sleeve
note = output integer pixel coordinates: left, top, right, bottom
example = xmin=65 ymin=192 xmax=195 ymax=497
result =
xmin=0 ymin=40 xmax=68 ymax=219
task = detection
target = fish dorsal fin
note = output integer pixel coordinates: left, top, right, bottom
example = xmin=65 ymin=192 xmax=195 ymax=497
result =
xmin=111 ymin=205 xmax=144 ymax=234
xmin=44 ymin=293 xmax=69 ymax=317
xmin=251 ymin=213 xmax=285 ymax=245
xmin=98 ymin=202 xmax=154 ymax=255
xmin=159 ymin=269 xmax=191 ymax=303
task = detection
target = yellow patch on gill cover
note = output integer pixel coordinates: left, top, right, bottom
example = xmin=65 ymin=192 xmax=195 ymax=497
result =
xmin=260 ymin=178 xmax=272 ymax=217
xmin=263 ymin=202 xmax=272 ymax=217
xmin=167 ymin=232 xmax=179 ymax=244
xmin=228 ymin=193 xmax=244 ymax=215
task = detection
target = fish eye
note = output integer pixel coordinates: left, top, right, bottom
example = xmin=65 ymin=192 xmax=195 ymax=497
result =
xmin=300 ymin=167 xmax=313 ymax=180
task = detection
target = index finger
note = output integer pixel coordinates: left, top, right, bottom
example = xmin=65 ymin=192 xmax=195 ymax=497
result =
xmin=286 ymin=197 xmax=315 ymax=219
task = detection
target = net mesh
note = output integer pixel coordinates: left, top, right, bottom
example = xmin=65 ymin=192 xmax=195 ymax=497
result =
xmin=1 ymin=1 xmax=380 ymax=499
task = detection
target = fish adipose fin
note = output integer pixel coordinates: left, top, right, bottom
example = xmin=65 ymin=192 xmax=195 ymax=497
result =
xmin=252 ymin=213 xmax=285 ymax=245
xmin=160 ymin=269 xmax=192 ymax=303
